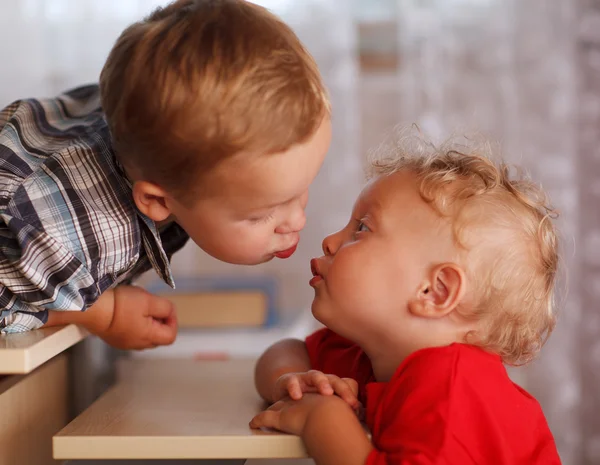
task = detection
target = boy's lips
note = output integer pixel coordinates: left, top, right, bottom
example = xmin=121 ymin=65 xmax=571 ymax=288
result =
xmin=274 ymin=244 xmax=298 ymax=259
xmin=310 ymin=258 xmax=323 ymax=287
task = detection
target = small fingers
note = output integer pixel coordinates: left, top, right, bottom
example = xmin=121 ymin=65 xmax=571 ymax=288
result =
xmin=330 ymin=377 xmax=359 ymax=408
xmin=274 ymin=375 xmax=302 ymax=402
xmin=341 ymin=378 xmax=359 ymax=396
xmin=147 ymin=295 xmax=176 ymax=320
xmin=149 ymin=317 xmax=178 ymax=346
xmin=249 ymin=409 xmax=281 ymax=430
xmin=286 ymin=377 xmax=303 ymax=400
xmin=307 ymin=370 xmax=333 ymax=396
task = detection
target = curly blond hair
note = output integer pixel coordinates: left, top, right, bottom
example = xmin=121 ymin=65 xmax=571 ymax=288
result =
xmin=368 ymin=130 xmax=559 ymax=365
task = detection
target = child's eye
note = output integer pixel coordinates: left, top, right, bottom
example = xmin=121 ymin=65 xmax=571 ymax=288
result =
xmin=357 ymin=221 xmax=370 ymax=233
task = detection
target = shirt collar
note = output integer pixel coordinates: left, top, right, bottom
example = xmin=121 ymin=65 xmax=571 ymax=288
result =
xmin=110 ymin=148 xmax=179 ymax=289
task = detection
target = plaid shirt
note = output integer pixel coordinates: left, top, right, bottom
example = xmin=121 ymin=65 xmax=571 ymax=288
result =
xmin=0 ymin=85 xmax=189 ymax=333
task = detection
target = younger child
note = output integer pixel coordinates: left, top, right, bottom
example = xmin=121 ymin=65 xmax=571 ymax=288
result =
xmin=251 ymin=134 xmax=561 ymax=464
xmin=0 ymin=0 xmax=331 ymax=349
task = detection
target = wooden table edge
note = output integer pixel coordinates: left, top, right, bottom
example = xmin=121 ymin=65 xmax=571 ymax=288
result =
xmin=0 ymin=325 xmax=88 ymax=374
xmin=53 ymin=434 xmax=309 ymax=460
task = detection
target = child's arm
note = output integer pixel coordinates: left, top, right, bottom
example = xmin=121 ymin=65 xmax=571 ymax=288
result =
xmin=255 ymin=338 xmax=360 ymax=408
xmin=303 ymin=396 xmax=372 ymax=465
xmin=255 ymin=339 xmax=312 ymax=402
xmin=45 ymin=288 xmax=116 ymax=333
xmin=44 ymin=286 xmax=177 ymax=350
xmin=250 ymin=393 xmax=372 ymax=465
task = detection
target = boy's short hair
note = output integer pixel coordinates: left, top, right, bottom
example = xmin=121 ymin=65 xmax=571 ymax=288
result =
xmin=100 ymin=0 xmax=329 ymax=200
xmin=369 ymin=130 xmax=559 ymax=365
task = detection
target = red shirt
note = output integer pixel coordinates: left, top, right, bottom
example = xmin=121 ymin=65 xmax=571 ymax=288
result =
xmin=305 ymin=329 xmax=561 ymax=465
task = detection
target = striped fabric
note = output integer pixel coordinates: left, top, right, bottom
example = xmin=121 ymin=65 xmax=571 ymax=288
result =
xmin=0 ymin=85 xmax=189 ymax=333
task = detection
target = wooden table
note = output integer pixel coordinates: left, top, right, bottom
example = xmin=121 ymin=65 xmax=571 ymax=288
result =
xmin=54 ymin=359 xmax=309 ymax=461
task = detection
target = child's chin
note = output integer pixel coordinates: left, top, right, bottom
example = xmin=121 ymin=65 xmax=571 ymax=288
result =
xmin=310 ymin=300 xmax=329 ymax=324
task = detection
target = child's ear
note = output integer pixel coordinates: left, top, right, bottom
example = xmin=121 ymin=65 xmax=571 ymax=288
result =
xmin=408 ymin=263 xmax=466 ymax=318
xmin=132 ymin=181 xmax=172 ymax=222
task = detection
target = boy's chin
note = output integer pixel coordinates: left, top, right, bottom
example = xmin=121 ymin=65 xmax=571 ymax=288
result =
xmin=208 ymin=251 xmax=274 ymax=266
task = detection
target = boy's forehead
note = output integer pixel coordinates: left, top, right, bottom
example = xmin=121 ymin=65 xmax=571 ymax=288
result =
xmin=210 ymin=151 xmax=314 ymax=208
xmin=211 ymin=118 xmax=331 ymax=207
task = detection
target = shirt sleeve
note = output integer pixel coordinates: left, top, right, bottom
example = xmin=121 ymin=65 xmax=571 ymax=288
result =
xmin=0 ymin=212 xmax=101 ymax=333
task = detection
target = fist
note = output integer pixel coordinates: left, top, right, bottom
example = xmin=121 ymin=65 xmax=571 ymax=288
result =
xmin=98 ymin=286 xmax=178 ymax=350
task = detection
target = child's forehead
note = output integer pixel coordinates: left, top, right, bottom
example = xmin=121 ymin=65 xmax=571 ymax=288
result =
xmin=356 ymin=172 xmax=419 ymax=210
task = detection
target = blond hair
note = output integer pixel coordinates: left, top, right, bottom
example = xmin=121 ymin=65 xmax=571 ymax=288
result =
xmin=369 ymin=131 xmax=559 ymax=365
xmin=100 ymin=0 xmax=329 ymax=201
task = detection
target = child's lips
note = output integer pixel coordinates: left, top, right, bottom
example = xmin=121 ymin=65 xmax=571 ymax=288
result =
xmin=310 ymin=258 xmax=323 ymax=287
xmin=274 ymin=244 xmax=297 ymax=259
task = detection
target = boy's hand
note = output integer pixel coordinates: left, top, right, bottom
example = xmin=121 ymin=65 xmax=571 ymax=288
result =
xmin=273 ymin=370 xmax=360 ymax=409
xmin=97 ymin=286 xmax=178 ymax=350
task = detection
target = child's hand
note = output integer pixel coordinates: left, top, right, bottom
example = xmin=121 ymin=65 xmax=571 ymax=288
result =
xmin=273 ymin=370 xmax=360 ymax=409
xmin=96 ymin=286 xmax=178 ymax=350
xmin=250 ymin=393 xmax=351 ymax=436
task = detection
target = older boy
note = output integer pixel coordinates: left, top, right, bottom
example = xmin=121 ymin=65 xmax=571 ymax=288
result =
xmin=0 ymin=0 xmax=331 ymax=349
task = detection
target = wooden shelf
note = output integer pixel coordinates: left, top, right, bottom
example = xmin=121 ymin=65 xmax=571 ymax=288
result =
xmin=0 ymin=325 xmax=88 ymax=374
xmin=54 ymin=359 xmax=308 ymax=461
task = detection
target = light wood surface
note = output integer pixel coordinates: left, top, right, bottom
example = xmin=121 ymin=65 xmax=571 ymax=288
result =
xmin=163 ymin=292 xmax=267 ymax=328
xmin=0 ymin=324 xmax=88 ymax=374
xmin=54 ymin=359 xmax=308 ymax=461
xmin=0 ymin=353 xmax=70 ymax=465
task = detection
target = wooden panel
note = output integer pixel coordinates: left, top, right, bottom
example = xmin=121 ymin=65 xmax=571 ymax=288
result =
xmin=162 ymin=292 xmax=267 ymax=328
xmin=54 ymin=359 xmax=308 ymax=461
xmin=0 ymin=325 xmax=88 ymax=374
xmin=0 ymin=354 xmax=70 ymax=465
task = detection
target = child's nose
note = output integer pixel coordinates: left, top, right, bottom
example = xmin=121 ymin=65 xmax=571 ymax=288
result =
xmin=275 ymin=204 xmax=306 ymax=234
xmin=322 ymin=230 xmax=343 ymax=256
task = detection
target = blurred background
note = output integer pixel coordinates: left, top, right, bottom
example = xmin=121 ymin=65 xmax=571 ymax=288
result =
xmin=0 ymin=0 xmax=598 ymax=464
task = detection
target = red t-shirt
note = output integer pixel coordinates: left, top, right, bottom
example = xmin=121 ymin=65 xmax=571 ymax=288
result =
xmin=305 ymin=328 xmax=561 ymax=465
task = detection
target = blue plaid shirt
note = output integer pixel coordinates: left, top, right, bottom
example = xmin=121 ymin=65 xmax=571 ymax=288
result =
xmin=0 ymin=85 xmax=189 ymax=333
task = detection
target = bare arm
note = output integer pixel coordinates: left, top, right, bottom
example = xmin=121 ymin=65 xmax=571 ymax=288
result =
xmin=44 ymin=286 xmax=177 ymax=350
xmin=44 ymin=288 xmax=115 ymax=333
xmin=303 ymin=396 xmax=373 ymax=465
xmin=255 ymin=338 xmax=312 ymax=403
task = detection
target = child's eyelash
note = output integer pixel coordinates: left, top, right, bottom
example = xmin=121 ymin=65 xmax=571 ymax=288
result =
xmin=353 ymin=220 xmax=370 ymax=236
xmin=250 ymin=212 xmax=275 ymax=224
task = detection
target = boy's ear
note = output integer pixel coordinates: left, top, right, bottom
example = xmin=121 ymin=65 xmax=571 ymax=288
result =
xmin=132 ymin=181 xmax=172 ymax=222
xmin=408 ymin=263 xmax=466 ymax=318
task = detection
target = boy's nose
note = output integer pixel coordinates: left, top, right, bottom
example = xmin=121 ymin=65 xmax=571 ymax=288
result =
xmin=322 ymin=230 xmax=343 ymax=256
xmin=275 ymin=204 xmax=306 ymax=234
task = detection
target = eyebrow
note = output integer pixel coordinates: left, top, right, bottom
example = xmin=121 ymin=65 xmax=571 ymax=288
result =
xmin=366 ymin=201 xmax=383 ymax=224
xmin=356 ymin=197 xmax=383 ymax=223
